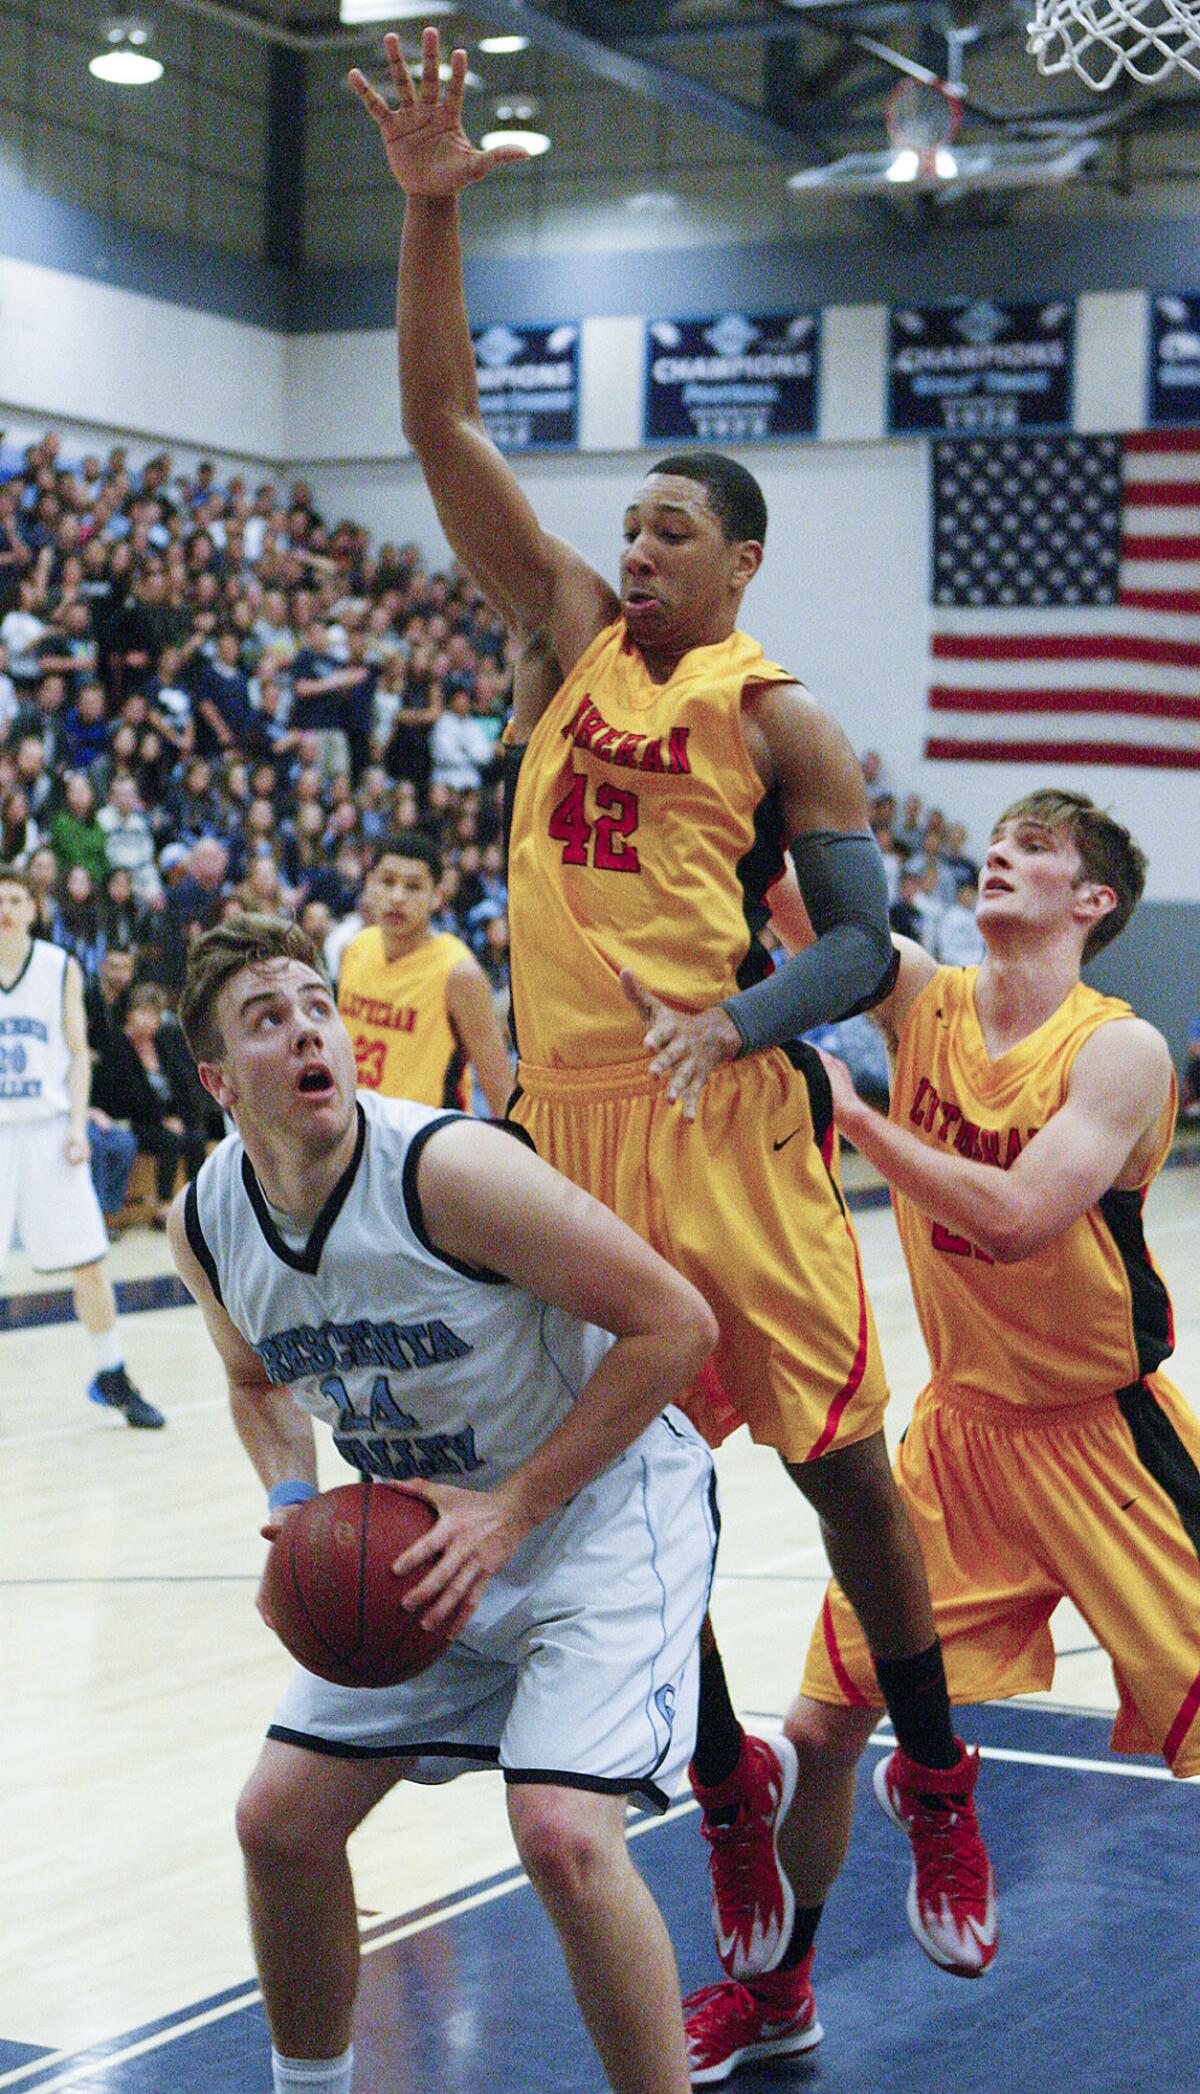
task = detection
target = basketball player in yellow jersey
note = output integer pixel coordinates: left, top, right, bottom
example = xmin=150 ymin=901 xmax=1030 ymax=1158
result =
xmin=745 ymin=788 xmax=1196 ymax=2053
xmin=351 ymin=34 xmax=994 ymax=2078
xmin=337 ymin=833 xmax=512 ymax=1118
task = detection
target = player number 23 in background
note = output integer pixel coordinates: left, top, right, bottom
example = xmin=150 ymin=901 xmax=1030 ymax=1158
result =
xmin=548 ymin=767 xmax=641 ymax=872
xmin=353 ymin=1037 xmax=386 ymax=1089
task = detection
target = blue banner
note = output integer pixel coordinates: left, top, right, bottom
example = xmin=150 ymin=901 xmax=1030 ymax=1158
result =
xmin=1149 ymin=295 xmax=1200 ymax=426
xmin=888 ymin=300 xmax=1074 ymax=435
xmin=644 ymin=312 xmax=818 ymax=444
xmin=472 ymin=322 xmax=579 ymax=452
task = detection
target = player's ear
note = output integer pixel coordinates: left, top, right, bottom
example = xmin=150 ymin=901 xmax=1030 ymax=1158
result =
xmin=197 ymin=1056 xmax=234 ymax=1110
xmin=729 ymin=538 xmax=763 ymax=593
xmin=1073 ymin=880 xmax=1117 ymax=933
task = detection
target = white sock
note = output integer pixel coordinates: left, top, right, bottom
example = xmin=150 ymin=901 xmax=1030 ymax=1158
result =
xmin=90 ymin=1328 xmax=123 ymax=1373
xmin=271 ymin=2046 xmax=354 ymax=2094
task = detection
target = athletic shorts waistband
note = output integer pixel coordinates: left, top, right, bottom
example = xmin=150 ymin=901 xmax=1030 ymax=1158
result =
xmin=515 ymin=1056 xmax=658 ymax=1103
xmin=925 ymin=1375 xmax=1143 ymax=1430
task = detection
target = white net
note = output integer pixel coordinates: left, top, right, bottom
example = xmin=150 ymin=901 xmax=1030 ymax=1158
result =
xmin=1027 ymin=0 xmax=1200 ymax=88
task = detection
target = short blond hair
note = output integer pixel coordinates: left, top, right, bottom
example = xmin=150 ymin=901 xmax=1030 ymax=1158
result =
xmin=996 ymin=790 xmax=1146 ymax=961
xmin=178 ymin=912 xmax=327 ymax=1063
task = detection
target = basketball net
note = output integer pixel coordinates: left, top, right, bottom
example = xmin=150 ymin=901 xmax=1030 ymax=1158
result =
xmin=1027 ymin=0 xmax=1200 ymax=89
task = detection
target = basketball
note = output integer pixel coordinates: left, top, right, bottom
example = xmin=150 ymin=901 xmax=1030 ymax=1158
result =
xmin=258 ymin=1481 xmax=448 ymax=1687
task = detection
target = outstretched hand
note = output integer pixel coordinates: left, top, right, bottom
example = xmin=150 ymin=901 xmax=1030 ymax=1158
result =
xmin=620 ymin=967 xmax=742 ymax=1121
xmin=348 ymin=27 xmax=530 ymax=196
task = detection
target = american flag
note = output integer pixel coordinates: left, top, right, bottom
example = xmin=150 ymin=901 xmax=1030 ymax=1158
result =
xmin=925 ymin=428 xmax=1200 ymax=769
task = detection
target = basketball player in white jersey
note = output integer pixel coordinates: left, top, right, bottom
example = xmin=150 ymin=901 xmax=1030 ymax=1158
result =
xmin=167 ymin=911 xmax=720 ymax=2094
xmin=0 ymin=864 xmax=163 ymax=1427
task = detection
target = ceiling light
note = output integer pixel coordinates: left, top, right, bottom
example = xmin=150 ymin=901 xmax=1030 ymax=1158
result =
xmin=885 ymin=148 xmax=921 ymax=183
xmin=89 ymin=15 xmax=162 ymax=84
xmin=625 ymin=190 xmax=678 ymax=215
xmin=478 ymin=34 xmax=530 ymax=53
xmin=481 ymin=126 xmax=550 ymax=156
xmin=339 ymin=0 xmax=454 ymax=21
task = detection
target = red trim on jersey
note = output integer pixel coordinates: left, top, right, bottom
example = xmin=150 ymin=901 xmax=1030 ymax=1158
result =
xmin=820 ymin=1592 xmax=873 ymax=1707
xmin=806 ymin=1223 xmax=870 ymax=1461
xmin=1164 ymin=1664 xmax=1200 ymax=1768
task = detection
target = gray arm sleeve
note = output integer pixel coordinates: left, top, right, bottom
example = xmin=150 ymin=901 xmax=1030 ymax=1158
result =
xmin=720 ymin=830 xmax=897 ymax=1057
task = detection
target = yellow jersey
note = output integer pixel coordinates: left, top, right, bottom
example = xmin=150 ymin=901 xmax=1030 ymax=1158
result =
xmin=338 ymin=928 xmax=473 ymax=1110
xmin=506 ymin=620 xmax=794 ymax=1068
xmin=892 ymin=968 xmax=1177 ymax=1410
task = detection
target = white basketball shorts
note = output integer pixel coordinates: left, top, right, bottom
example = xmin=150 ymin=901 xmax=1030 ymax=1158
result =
xmin=0 ymin=1115 xmax=109 ymax=1275
xmin=267 ymin=1409 xmax=718 ymax=1810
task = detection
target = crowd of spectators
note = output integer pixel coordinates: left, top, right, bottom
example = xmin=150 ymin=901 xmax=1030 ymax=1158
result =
xmin=0 ymin=427 xmax=515 ymax=1216
xmin=0 ymin=426 xmax=993 ymax=1207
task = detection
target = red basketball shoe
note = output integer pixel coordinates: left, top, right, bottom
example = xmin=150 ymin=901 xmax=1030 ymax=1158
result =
xmin=684 ymin=1956 xmax=822 ymax=2085
xmin=873 ymin=1739 xmax=997 ymax=1976
xmin=690 ymin=1732 xmax=798 ymax=1978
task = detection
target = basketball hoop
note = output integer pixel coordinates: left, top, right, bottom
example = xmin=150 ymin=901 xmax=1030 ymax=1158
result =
xmin=1027 ymin=0 xmax=1200 ymax=89
xmin=883 ymin=77 xmax=963 ymax=182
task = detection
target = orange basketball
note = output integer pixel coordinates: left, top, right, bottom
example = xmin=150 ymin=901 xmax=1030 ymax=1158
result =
xmin=258 ymin=1480 xmax=447 ymax=1686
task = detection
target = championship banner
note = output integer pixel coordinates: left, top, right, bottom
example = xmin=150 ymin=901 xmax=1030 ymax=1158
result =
xmin=471 ymin=322 xmax=580 ymax=452
xmin=643 ymin=312 xmax=818 ymax=445
xmin=1149 ymin=296 xmax=1200 ymax=426
xmin=888 ymin=300 xmax=1074 ymax=436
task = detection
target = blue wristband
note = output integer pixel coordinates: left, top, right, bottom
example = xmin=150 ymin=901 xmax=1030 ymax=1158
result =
xmin=267 ymin=1479 xmax=320 ymax=1511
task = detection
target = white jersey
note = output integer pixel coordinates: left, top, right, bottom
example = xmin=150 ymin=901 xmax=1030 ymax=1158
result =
xmin=186 ymin=1090 xmax=617 ymax=1489
xmin=0 ymin=939 xmax=72 ymax=1125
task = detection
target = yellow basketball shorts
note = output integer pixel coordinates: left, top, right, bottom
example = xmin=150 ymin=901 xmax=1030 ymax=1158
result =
xmin=509 ymin=1043 xmax=889 ymax=1463
xmin=802 ymin=1371 xmax=1200 ymax=1777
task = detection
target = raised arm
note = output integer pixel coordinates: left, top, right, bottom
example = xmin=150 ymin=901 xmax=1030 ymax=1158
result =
xmin=350 ymin=31 xmax=614 ymax=669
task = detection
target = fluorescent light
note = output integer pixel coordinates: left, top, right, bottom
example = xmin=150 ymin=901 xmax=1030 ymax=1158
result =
xmin=625 ymin=190 xmax=678 ymax=215
xmin=479 ymin=33 xmax=529 ymax=52
xmin=935 ymin=146 xmax=959 ymax=179
xmin=481 ymin=126 xmax=550 ymax=156
xmin=885 ymin=148 xmax=921 ymax=183
xmin=89 ymin=49 xmax=163 ymax=82
xmin=339 ymin=1 xmax=454 ymax=20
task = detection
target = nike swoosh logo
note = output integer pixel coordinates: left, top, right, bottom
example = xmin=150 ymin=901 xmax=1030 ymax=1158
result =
xmin=1120 ymin=1497 xmax=1137 ymax=1512
xmin=773 ymin=1129 xmax=802 ymax=1151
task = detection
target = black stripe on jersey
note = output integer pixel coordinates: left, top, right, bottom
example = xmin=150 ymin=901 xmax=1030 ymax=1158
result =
xmin=502 ymin=1766 xmax=671 ymax=1813
xmin=733 ymin=782 xmax=787 ymax=992
xmin=442 ymin=1040 xmax=468 ymax=1110
xmin=501 ymin=740 xmax=526 ymax=1060
xmin=267 ymin=1725 xmax=501 ymax=1765
xmin=1099 ymin=1187 xmax=1174 ymax=1377
xmin=241 ymin=1101 xmax=366 ymax=1275
xmin=1116 ymin=1380 xmax=1200 ymax=1561
xmin=0 ymin=938 xmax=37 ymax=997
xmin=184 ymin=1179 xmax=223 ymax=1305
xmin=401 ymin=1113 xmax=509 ymax=1285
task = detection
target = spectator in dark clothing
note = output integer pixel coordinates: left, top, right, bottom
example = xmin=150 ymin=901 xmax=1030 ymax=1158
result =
xmin=51 ymin=861 xmax=107 ymax=982
xmin=187 ymin=628 xmax=255 ymax=756
xmin=98 ymin=983 xmax=210 ymax=1217
xmin=59 ymin=680 xmax=111 ymax=773
xmin=155 ymin=834 xmax=229 ymax=988
xmin=889 ymin=866 xmax=924 ymax=944
xmin=163 ymin=756 xmax=226 ymax=845
xmin=84 ymin=943 xmax=139 ymax=1218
